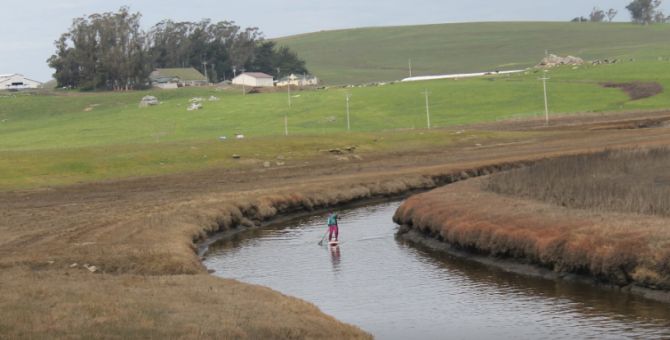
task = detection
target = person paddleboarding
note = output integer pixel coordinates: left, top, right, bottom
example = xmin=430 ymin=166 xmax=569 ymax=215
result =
xmin=327 ymin=211 xmax=339 ymax=244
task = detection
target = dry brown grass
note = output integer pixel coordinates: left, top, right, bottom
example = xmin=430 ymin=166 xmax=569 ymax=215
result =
xmin=486 ymin=147 xmax=670 ymax=217
xmin=0 ymin=268 xmax=369 ymax=339
xmin=394 ymin=178 xmax=670 ymax=289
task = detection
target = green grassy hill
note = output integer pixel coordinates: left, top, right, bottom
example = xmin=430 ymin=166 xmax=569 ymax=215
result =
xmin=2 ymin=59 xmax=670 ymax=189
xmin=275 ymin=22 xmax=670 ymax=85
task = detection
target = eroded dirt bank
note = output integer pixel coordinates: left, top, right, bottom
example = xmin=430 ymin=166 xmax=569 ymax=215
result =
xmin=393 ymin=178 xmax=670 ymax=303
xmin=3 ymin=113 xmax=670 ymax=337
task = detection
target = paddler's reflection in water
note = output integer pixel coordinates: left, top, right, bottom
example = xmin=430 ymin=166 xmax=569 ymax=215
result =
xmin=330 ymin=245 xmax=341 ymax=271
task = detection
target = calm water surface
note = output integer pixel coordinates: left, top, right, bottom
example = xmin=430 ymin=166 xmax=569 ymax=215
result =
xmin=204 ymin=202 xmax=670 ymax=339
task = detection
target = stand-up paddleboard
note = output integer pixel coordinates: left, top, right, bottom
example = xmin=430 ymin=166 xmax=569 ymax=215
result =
xmin=328 ymin=240 xmax=339 ymax=246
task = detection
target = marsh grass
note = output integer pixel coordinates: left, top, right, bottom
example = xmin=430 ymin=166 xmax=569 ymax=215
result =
xmin=486 ymin=147 xmax=670 ymax=217
xmin=0 ymin=268 xmax=371 ymax=339
xmin=395 ymin=176 xmax=670 ymax=289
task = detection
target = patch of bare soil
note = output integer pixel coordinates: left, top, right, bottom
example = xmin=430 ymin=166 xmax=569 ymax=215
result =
xmin=467 ymin=110 xmax=670 ymax=131
xmin=3 ymin=113 xmax=670 ymax=337
xmin=601 ymin=82 xmax=664 ymax=100
xmin=586 ymin=117 xmax=670 ymax=130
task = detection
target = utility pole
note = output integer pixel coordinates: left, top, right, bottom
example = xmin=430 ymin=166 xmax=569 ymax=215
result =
xmin=285 ymin=83 xmax=291 ymax=137
xmin=408 ymin=59 xmax=413 ymax=78
xmin=211 ymin=63 xmax=215 ymax=82
xmin=346 ymin=93 xmax=352 ymax=131
xmin=287 ymin=84 xmax=292 ymax=108
xmin=232 ymin=66 xmax=237 ymax=78
xmin=423 ymin=89 xmax=431 ymax=129
xmin=240 ymin=68 xmax=246 ymax=95
xmin=540 ymin=75 xmax=550 ymax=126
xmin=202 ymin=61 xmax=208 ymax=81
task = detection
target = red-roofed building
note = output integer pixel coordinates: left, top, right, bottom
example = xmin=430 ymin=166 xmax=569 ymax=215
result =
xmin=232 ymin=72 xmax=274 ymax=87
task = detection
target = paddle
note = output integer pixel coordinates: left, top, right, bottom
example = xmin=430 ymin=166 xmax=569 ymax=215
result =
xmin=317 ymin=229 xmax=329 ymax=246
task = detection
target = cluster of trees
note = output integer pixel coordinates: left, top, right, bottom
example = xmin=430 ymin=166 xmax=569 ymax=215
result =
xmin=147 ymin=20 xmax=306 ymax=85
xmin=47 ymin=9 xmax=149 ymax=91
xmin=572 ymin=0 xmax=668 ymax=24
xmin=48 ymin=7 xmax=307 ymax=91
xmin=626 ymin=0 xmax=669 ymax=24
xmin=571 ymin=7 xmax=618 ymax=22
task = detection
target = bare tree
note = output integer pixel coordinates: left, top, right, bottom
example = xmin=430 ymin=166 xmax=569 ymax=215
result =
xmin=606 ymin=8 xmax=619 ymax=22
xmin=590 ymin=7 xmax=607 ymax=22
xmin=653 ymin=10 xmax=669 ymax=22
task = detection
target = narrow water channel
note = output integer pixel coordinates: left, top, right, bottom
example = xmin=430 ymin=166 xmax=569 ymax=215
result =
xmin=204 ymin=201 xmax=670 ymax=339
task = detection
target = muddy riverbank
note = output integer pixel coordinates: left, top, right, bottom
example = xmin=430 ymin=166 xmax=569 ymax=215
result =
xmin=399 ymin=229 xmax=670 ymax=304
xmin=393 ymin=178 xmax=670 ymax=303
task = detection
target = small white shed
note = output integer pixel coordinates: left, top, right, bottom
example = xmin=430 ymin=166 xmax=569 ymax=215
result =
xmin=232 ymin=72 xmax=274 ymax=87
xmin=0 ymin=74 xmax=42 ymax=90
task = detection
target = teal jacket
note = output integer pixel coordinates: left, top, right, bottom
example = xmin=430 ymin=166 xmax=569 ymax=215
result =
xmin=327 ymin=214 xmax=338 ymax=226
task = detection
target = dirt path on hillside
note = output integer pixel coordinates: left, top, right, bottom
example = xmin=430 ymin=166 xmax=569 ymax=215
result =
xmin=2 ymin=111 xmax=670 ymax=337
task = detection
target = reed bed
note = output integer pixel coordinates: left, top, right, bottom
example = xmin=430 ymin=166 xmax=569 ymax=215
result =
xmin=486 ymin=148 xmax=670 ymax=217
xmin=394 ymin=178 xmax=670 ymax=290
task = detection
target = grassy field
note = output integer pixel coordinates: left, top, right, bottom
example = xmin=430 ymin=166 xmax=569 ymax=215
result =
xmin=1 ymin=59 xmax=670 ymax=189
xmin=276 ymin=22 xmax=670 ymax=84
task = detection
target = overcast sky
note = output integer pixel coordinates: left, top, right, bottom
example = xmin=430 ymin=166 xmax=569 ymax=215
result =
xmin=1 ymin=0 xmax=648 ymax=81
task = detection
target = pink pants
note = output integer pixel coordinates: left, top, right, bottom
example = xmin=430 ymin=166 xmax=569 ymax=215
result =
xmin=328 ymin=225 xmax=339 ymax=241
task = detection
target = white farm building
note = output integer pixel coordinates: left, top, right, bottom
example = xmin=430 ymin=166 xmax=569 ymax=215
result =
xmin=232 ymin=72 xmax=274 ymax=87
xmin=0 ymin=74 xmax=42 ymax=90
xmin=149 ymin=68 xmax=208 ymax=88
xmin=276 ymin=73 xmax=318 ymax=87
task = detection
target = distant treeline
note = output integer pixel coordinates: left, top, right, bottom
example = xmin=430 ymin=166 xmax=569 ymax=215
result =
xmin=572 ymin=0 xmax=669 ymax=23
xmin=47 ymin=7 xmax=308 ymax=91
